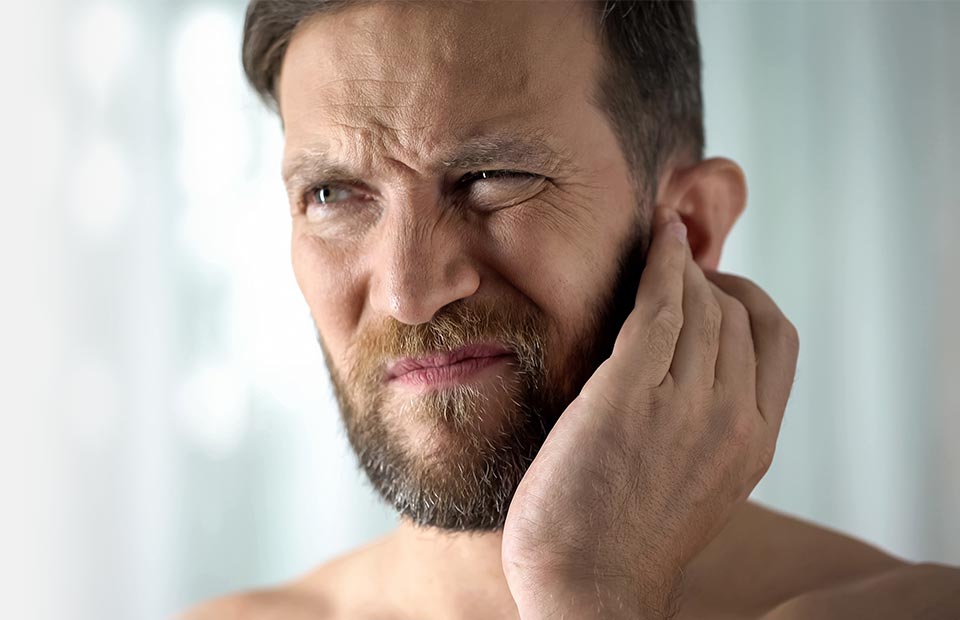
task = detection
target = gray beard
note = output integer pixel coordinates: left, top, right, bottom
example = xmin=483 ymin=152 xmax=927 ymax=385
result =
xmin=318 ymin=214 xmax=648 ymax=531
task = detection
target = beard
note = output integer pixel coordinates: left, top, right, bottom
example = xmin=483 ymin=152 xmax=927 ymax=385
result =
xmin=317 ymin=216 xmax=649 ymax=532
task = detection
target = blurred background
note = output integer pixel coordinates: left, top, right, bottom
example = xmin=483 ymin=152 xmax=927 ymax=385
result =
xmin=2 ymin=1 xmax=958 ymax=618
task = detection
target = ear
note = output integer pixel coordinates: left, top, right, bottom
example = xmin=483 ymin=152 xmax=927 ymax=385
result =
xmin=655 ymin=157 xmax=747 ymax=270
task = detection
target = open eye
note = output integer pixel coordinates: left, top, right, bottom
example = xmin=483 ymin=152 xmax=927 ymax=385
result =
xmin=307 ymin=183 xmax=356 ymax=206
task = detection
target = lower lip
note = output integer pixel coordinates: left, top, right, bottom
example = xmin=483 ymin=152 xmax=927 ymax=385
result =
xmin=388 ymin=354 xmax=513 ymax=388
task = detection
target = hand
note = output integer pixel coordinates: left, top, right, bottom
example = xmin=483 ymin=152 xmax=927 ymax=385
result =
xmin=501 ymin=207 xmax=800 ymax=619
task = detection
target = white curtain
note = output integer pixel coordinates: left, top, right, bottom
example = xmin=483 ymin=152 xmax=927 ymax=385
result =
xmin=3 ymin=2 xmax=957 ymax=619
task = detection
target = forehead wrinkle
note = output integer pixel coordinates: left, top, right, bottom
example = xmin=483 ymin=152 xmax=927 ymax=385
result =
xmin=282 ymin=111 xmax=412 ymax=188
xmin=280 ymin=5 xmax=584 ymax=177
xmin=286 ymin=5 xmax=538 ymax=124
xmin=283 ymin=3 xmax=586 ymax=188
xmin=283 ymin=126 xmax=577 ymax=190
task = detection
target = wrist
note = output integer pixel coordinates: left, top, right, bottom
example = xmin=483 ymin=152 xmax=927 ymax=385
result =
xmin=515 ymin=569 xmax=684 ymax=620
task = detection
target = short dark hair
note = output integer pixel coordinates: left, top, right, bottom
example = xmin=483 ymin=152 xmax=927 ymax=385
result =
xmin=242 ymin=0 xmax=703 ymax=190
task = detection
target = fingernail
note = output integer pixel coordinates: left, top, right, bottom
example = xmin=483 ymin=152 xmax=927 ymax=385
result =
xmin=669 ymin=221 xmax=687 ymax=242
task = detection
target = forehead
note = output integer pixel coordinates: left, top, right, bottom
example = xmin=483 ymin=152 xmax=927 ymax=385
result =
xmin=277 ymin=0 xmax=605 ymax=173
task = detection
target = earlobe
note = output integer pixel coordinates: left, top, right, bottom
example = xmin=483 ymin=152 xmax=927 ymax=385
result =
xmin=656 ymin=157 xmax=747 ymax=270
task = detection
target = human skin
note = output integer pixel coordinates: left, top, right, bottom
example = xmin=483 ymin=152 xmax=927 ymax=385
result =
xmin=184 ymin=1 xmax=960 ymax=618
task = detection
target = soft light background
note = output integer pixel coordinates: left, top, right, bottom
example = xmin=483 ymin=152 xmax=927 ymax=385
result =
xmin=3 ymin=1 xmax=958 ymax=619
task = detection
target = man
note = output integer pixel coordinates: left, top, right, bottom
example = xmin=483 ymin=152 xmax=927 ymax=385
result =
xmin=185 ymin=1 xmax=960 ymax=618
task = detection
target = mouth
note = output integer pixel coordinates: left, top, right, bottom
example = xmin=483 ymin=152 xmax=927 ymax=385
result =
xmin=384 ymin=343 xmax=514 ymax=387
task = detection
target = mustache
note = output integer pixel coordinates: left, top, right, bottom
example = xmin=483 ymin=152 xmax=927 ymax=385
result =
xmin=344 ymin=297 xmax=548 ymax=388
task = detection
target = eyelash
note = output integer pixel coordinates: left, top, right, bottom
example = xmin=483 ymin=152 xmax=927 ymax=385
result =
xmin=455 ymin=169 xmax=540 ymax=186
xmin=302 ymin=170 xmax=541 ymax=211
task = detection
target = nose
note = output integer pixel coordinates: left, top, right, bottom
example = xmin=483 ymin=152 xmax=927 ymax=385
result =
xmin=367 ymin=210 xmax=480 ymax=325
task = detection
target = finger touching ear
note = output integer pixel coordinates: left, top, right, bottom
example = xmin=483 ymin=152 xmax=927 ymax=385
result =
xmin=655 ymin=157 xmax=747 ymax=270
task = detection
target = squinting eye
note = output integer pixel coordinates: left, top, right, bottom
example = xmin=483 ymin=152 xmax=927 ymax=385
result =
xmin=455 ymin=169 xmax=545 ymax=211
xmin=459 ymin=170 xmax=539 ymax=185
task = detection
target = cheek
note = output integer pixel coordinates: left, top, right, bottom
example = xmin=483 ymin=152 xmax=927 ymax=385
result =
xmin=481 ymin=195 xmax=623 ymax=341
xmin=291 ymin=230 xmax=360 ymax=355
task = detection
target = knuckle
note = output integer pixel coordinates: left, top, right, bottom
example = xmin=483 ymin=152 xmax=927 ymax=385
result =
xmin=652 ymin=302 xmax=684 ymax=334
xmin=732 ymin=274 xmax=761 ymax=298
xmin=646 ymin=321 xmax=679 ymax=364
xmin=713 ymin=271 xmax=755 ymax=293
xmin=726 ymin=297 xmax=750 ymax=327
xmin=736 ymin=274 xmax=760 ymax=291
xmin=640 ymin=303 xmax=683 ymax=362
xmin=781 ymin=318 xmax=800 ymax=352
xmin=700 ymin=300 xmax=722 ymax=343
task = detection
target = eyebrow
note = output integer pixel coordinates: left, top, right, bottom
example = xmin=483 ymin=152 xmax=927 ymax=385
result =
xmin=439 ymin=133 xmax=573 ymax=172
xmin=281 ymin=131 xmax=575 ymax=192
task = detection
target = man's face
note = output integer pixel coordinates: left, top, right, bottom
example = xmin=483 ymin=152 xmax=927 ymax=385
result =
xmin=279 ymin=1 xmax=649 ymax=530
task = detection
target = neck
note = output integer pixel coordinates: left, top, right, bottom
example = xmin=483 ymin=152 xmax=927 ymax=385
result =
xmin=391 ymin=517 xmax=521 ymax=620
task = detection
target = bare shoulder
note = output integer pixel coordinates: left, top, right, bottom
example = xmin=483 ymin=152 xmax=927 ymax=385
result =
xmin=682 ymin=499 xmax=917 ymax=617
xmin=761 ymin=562 xmax=960 ymax=619
xmin=177 ymin=534 xmax=396 ymax=620
xmin=729 ymin=499 xmax=910 ymax=574
xmin=177 ymin=584 xmax=334 ymax=620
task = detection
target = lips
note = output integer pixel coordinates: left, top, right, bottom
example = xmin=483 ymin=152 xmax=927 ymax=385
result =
xmin=384 ymin=343 xmax=513 ymax=382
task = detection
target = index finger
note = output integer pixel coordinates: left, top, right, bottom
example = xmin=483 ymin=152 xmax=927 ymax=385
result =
xmin=611 ymin=207 xmax=688 ymax=385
